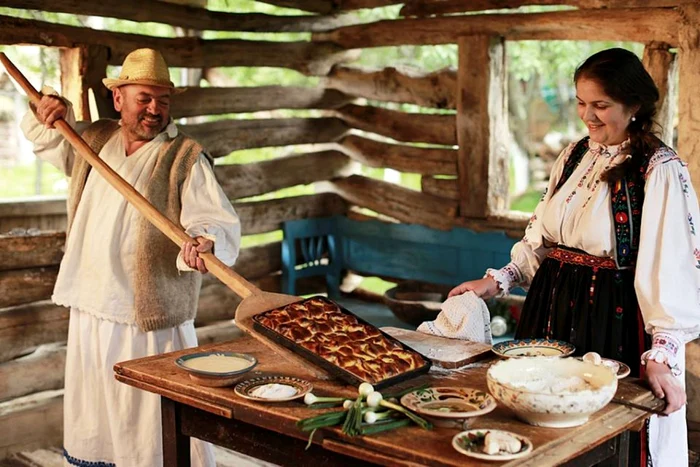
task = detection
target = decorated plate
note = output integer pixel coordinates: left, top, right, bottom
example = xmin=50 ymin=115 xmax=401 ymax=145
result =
xmin=175 ymin=352 xmax=257 ymax=377
xmin=492 ymin=339 xmax=575 ymax=358
xmin=452 ymin=429 xmax=533 ymax=461
xmin=576 ymin=356 xmax=631 ymax=379
xmin=235 ymin=376 xmax=313 ymax=402
xmin=401 ymin=387 xmax=497 ymax=419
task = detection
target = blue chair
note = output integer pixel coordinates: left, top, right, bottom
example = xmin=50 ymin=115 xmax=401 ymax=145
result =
xmin=281 ymin=217 xmax=342 ymax=298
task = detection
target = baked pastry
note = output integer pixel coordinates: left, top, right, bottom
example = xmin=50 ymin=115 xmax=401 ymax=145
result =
xmin=254 ymin=297 xmax=427 ymax=384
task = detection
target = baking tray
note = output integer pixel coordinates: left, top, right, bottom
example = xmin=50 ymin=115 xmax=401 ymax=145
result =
xmin=252 ymin=296 xmax=432 ymax=390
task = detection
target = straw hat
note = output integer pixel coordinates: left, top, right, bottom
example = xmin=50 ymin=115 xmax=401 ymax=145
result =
xmin=102 ymin=48 xmax=184 ymax=94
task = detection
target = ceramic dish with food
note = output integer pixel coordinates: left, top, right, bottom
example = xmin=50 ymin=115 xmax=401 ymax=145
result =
xmin=400 ymin=387 xmax=497 ymax=428
xmin=175 ymin=352 xmax=257 ymax=387
xmin=235 ymin=376 xmax=312 ymax=402
xmin=452 ymin=429 xmax=533 ymax=461
xmin=577 ymin=352 xmax=631 ymax=379
xmin=487 ymin=356 xmax=617 ymax=428
xmin=491 ymin=338 xmax=575 ymax=358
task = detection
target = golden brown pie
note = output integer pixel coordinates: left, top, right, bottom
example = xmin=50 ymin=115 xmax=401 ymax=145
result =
xmin=254 ymin=297 xmax=428 ymax=384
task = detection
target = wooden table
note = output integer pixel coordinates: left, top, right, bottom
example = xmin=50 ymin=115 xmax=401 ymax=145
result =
xmin=114 ymin=337 xmax=663 ymax=467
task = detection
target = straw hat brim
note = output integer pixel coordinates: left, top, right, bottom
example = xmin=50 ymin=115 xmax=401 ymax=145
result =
xmin=102 ymin=78 xmax=186 ymax=94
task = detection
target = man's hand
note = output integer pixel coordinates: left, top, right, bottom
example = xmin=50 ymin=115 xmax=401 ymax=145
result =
xmin=645 ymin=360 xmax=686 ymax=415
xmin=182 ymin=236 xmax=214 ymax=274
xmin=33 ymin=95 xmax=67 ymax=129
xmin=448 ymin=276 xmax=500 ymax=299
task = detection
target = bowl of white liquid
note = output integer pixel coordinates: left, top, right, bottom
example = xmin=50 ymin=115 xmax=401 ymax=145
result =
xmin=176 ymin=351 xmax=257 ymax=387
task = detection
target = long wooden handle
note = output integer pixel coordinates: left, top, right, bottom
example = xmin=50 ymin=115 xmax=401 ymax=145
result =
xmin=0 ymin=52 xmax=259 ymax=300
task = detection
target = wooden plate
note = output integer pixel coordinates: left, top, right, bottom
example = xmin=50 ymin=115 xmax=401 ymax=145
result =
xmin=492 ymin=338 xmax=575 ymax=358
xmin=235 ymin=376 xmax=313 ymax=402
xmin=452 ymin=429 xmax=533 ymax=461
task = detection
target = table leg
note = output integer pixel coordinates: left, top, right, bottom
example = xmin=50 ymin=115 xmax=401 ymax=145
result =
xmin=162 ymin=396 xmax=191 ymax=467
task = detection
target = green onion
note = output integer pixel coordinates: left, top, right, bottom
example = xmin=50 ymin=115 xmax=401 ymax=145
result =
xmin=361 ymin=418 xmax=412 ymax=435
xmin=304 ymin=393 xmax=345 ymax=405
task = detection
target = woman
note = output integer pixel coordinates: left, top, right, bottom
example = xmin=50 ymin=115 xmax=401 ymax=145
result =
xmin=450 ymin=48 xmax=699 ymax=466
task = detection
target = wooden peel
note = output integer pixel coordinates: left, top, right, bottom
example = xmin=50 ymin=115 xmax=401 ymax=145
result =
xmin=0 ymin=52 xmax=328 ymax=379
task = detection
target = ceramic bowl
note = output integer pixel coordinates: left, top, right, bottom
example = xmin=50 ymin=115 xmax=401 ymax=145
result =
xmin=486 ymin=357 xmax=617 ymax=428
xmin=400 ymin=387 xmax=497 ymax=428
xmin=175 ymin=352 xmax=257 ymax=387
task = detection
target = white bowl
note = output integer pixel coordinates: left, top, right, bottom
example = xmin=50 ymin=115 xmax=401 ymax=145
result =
xmin=487 ymin=357 xmax=617 ymax=428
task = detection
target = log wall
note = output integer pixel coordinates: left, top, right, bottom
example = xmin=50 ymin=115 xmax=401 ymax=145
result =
xmin=1 ymin=0 xmax=699 ymax=459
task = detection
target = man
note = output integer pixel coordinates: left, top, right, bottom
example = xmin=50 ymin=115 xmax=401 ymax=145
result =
xmin=21 ymin=48 xmax=240 ymax=467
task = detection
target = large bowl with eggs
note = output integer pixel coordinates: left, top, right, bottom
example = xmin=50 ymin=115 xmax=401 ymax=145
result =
xmin=486 ymin=357 xmax=617 ymax=428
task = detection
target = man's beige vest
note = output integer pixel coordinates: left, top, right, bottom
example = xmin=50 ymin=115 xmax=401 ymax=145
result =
xmin=70 ymin=119 xmax=209 ymax=332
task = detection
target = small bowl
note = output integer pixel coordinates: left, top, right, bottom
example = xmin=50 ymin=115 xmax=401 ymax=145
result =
xmin=492 ymin=338 xmax=575 ymax=358
xmin=176 ymin=351 xmax=257 ymax=387
xmin=383 ymin=281 xmax=450 ymax=326
xmin=487 ymin=357 xmax=617 ymax=428
xmin=235 ymin=376 xmax=313 ymax=402
xmin=401 ymin=387 xmax=497 ymax=428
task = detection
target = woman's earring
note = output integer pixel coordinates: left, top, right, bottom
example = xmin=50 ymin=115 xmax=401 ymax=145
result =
xmin=631 ymin=116 xmax=636 ymax=122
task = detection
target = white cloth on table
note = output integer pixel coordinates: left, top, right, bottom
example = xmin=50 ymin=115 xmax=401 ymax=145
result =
xmin=417 ymin=292 xmax=493 ymax=344
xmin=63 ymin=308 xmax=215 ymax=467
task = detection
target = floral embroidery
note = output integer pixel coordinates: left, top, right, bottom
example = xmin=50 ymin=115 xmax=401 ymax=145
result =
xmin=694 ymin=248 xmax=700 ymax=269
xmin=646 ymin=146 xmax=680 ymax=176
xmin=615 ymin=306 xmax=624 ymax=320
xmin=540 ymin=187 xmax=548 ymax=201
xmin=526 ymin=214 xmax=537 ymax=230
xmin=679 ymin=172 xmax=690 ymax=197
xmin=690 ymin=214 xmax=696 ymax=236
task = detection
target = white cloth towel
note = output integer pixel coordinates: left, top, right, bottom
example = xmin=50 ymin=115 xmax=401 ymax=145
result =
xmin=417 ymin=292 xmax=493 ymax=344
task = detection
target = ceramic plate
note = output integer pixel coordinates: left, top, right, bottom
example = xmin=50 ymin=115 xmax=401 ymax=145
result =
xmin=175 ymin=351 xmax=257 ymax=377
xmin=576 ymin=357 xmax=631 ymax=379
xmin=401 ymin=387 xmax=497 ymax=419
xmin=452 ymin=429 xmax=533 ymax=461
xmin=492 ymin=339 xmax=575 ymax=358
xmin=235 ymin=376 xmax=312 ymax=402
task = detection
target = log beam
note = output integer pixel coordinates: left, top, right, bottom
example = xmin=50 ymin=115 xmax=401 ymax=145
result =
xmin=237 ymin=193 xmax=348 ymax=235
xmin=182 ymin=118 xmax=348 ymax=157
xmin=421 ymin=176 xmax=459 ymax=200
xmin=678 ymin=5 xmax=700 ymax=190
xmin=339 ymin=135 xmax=457 ymax=175
xmin=325 ymin=66 xmax=457 ymax=109
xmin=315 ymin=8 xmax=680 ymax=48
xmin=0 ymin=232 xmax=65 ymax=272
xmin=318 ymin=175 xmax=457 ymax=230
xmin=0 ymin=15 xmax=354 ymax=75
xmin=59 ymin=45 xmax=111 ymax=122
xmin=401 ymin=0 xmax=684 ymax=17
xmin=0 ymin=267 xmax=59 ymax=309
xmin=171 ymin=87 xmax=352 ymax=118
xmin=0 ymin=344 xmax=66 ymax=402
xmin=0 ymin=301 xmax=69 ymax=363
xmin=642 ymin=42 xmax=677 ymax=146
xmin=0 ymin=390 xmax=63 ymax=459
xmin=336 ymin=104 xmax=456 ymax=146
xmin=457 ymin=35 xmax=509 ymax=218
xmin=215 ymin=151 xmax=355 ymax=200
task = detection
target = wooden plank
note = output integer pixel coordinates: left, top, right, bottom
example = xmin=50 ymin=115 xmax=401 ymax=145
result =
xmin=215 ymin=151 xmax=354 ymax=199
xmin=171 ymin=87 xmax=352 ymax=119
xmin=326 ymin=66 xmax=457 ymax=109
xmin=642 ymin=42 xmax=677 ymax=146
xmin=0 ymin=344 xmax=65 ymax=402
xmin=237 ymin=193 xmax=348 ymax=235
xmin=0 ymin=0 xmax=355 ymax=33
xmin=421 ymin=176 xmax=459 ymax=200
xmin=59 ymin=44 xmax=111 ymax=122
xmin=401 ymin=0 xmax=684 ymax=17
xmin=0 ymin=267 xmax=59 ymax=309
xmin=318 ymin=175 xmax=457 ymax=230
xmin=0 ymin=301 xmax=69 ymax=364
xmin=0 ymin=198 xmax=66 ymax=218
xmin=0 ymin=390 xmax=63 ymax=460
xmin=182 ymin=118 xmax=348 ymax=158
xmin=260 ymin=0 xmax=398 ymax=13
xmin=315 ymin=8 xmax=679 ymax=48
xmin=340 ymin=135 xmax=457 ymax=175
xmin=457 ymin=35 xmax=509 ymax=219
xmin=0 ymin=232 xmax=65 ymax=272
xmin=336 ymin=104 xmax=456 ymax=146
xmin=0 ymin=15 xmax=353 ymax=75
xmin=677 ymin=4 xmax=700 ymax=190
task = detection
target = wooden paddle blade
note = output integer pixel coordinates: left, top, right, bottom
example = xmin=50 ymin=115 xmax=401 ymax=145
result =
xmin=234 ymin=292 xmax=330 ymax=380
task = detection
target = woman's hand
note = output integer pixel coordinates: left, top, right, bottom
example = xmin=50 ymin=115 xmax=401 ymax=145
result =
xmin=448 ymin=276 xmax=500 ymax=299
xmin=645 ymin=360 xmax=686 ymax=415
xmin=182 ymin=236 xmax=214 ymax=274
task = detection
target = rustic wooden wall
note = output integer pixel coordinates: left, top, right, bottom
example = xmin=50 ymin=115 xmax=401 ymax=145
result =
xmin=1 ymin=0 xmax=699 ymax=458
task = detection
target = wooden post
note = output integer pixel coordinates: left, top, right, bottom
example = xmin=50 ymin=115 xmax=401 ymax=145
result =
xmin=642 ymin=42 xmax=677 ymax=146
xmin=457 ymin=35 xmax=509 ymax=219
xmin=678 ymin=4 xmax=700 ymax=190
xmin=59 ymin=44 xmax=114 ymax=121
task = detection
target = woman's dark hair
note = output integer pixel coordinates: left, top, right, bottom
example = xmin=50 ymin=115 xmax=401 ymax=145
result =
xmin=574 ymin=48 xmax=661 ymax=183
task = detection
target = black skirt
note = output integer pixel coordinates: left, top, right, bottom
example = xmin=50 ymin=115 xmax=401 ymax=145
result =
xmin=515 ymin=246 xmax=650 ymax=377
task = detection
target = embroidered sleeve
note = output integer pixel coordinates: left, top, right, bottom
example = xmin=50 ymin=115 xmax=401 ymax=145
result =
xmin=640 ymin=331 xmax=683 ymax=376
xmin=485 ymin=263 xmax=524 ymax=296
xmin=634 ymin=153 xmax=700 ymax=345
